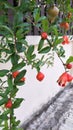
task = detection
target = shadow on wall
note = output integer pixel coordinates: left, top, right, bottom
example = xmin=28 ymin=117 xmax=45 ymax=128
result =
xmin=21 ymin=83 xmax=73 ymax=130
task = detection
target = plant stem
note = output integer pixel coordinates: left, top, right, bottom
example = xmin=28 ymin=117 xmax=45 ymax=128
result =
xmin=13 ymin=33 xmax=28 ymax=63
xmin=55 ymin=51 xmax=66 ymax=71
xmin=9 ymin=111 xmax=12 ymax=130
xmin=9 ymin=108 xmax=14 ymax=130
xmin=26 ymin=16 xmax=42 ymax=32
xmin=14 ymin=33 xmax=17 ymax=53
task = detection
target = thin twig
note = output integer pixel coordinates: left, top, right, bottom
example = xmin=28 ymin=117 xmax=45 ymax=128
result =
xmin=26 ymin=16 xmax=42 ymax=32
xmin=55 ymin=51 xmax=66 ymax=71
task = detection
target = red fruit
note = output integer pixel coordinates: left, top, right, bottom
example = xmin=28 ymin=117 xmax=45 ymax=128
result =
xmin=20 ymin=77 xmax=26 ymax=82
xmin=12 ymin=71 xmax=19 ymax=78
xmin=41 ymin=32 xmax=48 ymax=39
xmin=5 ymin=99 xmax=12 ymax=108
xmin=36 ymin=72 xmax=45 ymax=81
xmin=66 ymin=63 xmax=72 ymax=69
xmin=60 ymin=22 xmax=69 ymax=30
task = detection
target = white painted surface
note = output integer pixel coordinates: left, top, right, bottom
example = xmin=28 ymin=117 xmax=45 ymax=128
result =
xmin=0 ymin=36 xmax=73 ymax=125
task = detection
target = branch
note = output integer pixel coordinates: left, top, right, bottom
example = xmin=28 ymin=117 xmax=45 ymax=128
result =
xmin=26 ymin=16 xmax=42 ymax=32
xmin=18 ymin=0 xmax=22 ymax=6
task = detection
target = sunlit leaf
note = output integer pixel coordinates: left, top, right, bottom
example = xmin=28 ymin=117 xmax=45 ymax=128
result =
xmin=0 ymin=69 xmax=9 ymax=77
xmin=14 ymin=70 xmax=26 ymax=84
xmin=39 ymin=46 xmax=51 ymax=53
xmin=66 ymin=56 xmax=73 ymax=64
xmin=11 ymin=61 xmax=26 ymax=72
xmin=38 ymin=39 xmax=44 ymax=51
xmin=12 ymin=98 xmax=24 ymax=109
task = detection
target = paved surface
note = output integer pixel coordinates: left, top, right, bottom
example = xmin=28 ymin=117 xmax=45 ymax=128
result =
xmin=21 ymin=83 xmax=73 ymax=130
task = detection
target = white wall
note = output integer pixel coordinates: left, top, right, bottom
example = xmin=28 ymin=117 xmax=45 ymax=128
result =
xmin=0 ymin=36 xmax=73 ymax=124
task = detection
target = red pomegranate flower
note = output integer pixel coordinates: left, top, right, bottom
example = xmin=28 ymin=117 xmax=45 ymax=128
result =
xmin=62 ymin=36 xmax=69 ymax=45
xmin=57 ymin=72 xmax=73 ymax=87
xmin=67 ymin=73 xmax=73 ymax=82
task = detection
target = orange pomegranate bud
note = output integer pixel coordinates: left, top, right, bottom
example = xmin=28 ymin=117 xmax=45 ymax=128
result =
xmin=66 ymin=63 xmax=72 ymax=69
xmin=41 ymin=32 xmax=48 ymax=39
xmin=60 ymin=22 xmax=69 ymax=30
xmin=20 ymin=77 xmax=26 ymax=82
xmin=5 ymin=99 xmax=12 ymax=108
xmin=67 ymin=12 xmax=72 ymax=18
xmin=36 ymin=72 xmax=45 ymax=81
xmin=12 ymin=71 xmax=19 ymax=78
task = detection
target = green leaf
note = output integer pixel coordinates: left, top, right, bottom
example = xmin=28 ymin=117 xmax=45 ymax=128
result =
xmin=16 ymin=42 xmax=26 ymax=53
xmin=38 ymin=16 xmax=46 ymax=22
xmin=39 ymin=46 xmax=51 ymax=53
xmin=66 ymin=56 xmax=73 ymax=64
xmin=2 ymin=48 xmax=11 ymax=54
xmin=9 ymin=44 xmax=15 ymax=53
xmin=0 ymin=97 xmax=8 ymax=106
xmin=3 ymin=109 xmax=11 ymax=115
xmin=11 ymin=61 xmax=26 ymax=72
xmin=7 ymin=75 xmax=13 ymax=89
xmin=11 ymin=53 xmax=20 ymax=65
xmin=0 ymin=114 xmax=8 ymax=120
xmin=42 ymin=19 xmax=49 ymax=32
xmin=14 ymin=70 xmax=26 ymax=84
xmin=15 ymin=81 xmax=25 ymax=86
xmin=14 ymin=11 xmax=23 ymax=26
xmin=10 ymin=86 xmax=18 ymax=97
xmin=0 ymin=25 xmax=13 ymax=36
xmin=48 ymin=26 xmax=58 ymax=36
xmin=12 ymin=98 xmax=24 ymax=109
xmin=57 ymin=46 xmax=65 ymax=57
xmin=0 ymin=69 xmax=9 ymax=77
xmin=33 ymin=8 xmax=40 ymax=22
xmin=27 ymin=45 xmax=34 ymax=55
xmin=17 ymin=23 xmax=30 ymax=28
xmin=4 ymin=1 xmax=14 ymax=10
xmin=35 ymin=61 xmax=43 ymax=68
xmin=0 ymin=93 xmax=5 ymax=98
xmin=5 ymin=87 xmax=13 ymax=95
xmin=30 ymin=54 xmax=36 ymax=60
xmin=26 ymin=45 xmax=35 ymax=61
xmin=38 ymin=39 xmax=44 ymax=51
xmin=54 ymin=38 xmax=63 ymax=46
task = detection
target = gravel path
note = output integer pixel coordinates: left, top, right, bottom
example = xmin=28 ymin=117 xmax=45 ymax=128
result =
xmin=21 ymin=83 xmax=73 ymax=130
